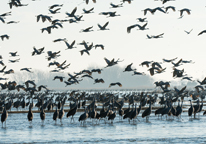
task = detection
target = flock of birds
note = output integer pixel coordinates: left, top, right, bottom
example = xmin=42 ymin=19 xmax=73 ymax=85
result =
xmin=0 ymin=0 xmax=206 ymax=128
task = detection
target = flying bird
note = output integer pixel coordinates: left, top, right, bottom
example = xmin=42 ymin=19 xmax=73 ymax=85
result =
xmin=109 ymin=82 xmax=122 ymax=88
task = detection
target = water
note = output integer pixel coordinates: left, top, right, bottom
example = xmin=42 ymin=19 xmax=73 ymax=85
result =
xmin=1 ymin=111 xmax=206 ymax=143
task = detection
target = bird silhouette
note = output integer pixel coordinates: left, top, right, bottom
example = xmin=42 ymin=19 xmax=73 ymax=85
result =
xmin=98 ymin=21 xmax=109 ymax=30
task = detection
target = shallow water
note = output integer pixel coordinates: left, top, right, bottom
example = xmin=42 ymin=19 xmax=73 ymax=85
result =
xmin=1 ymin=110 xmax=206 ymax=143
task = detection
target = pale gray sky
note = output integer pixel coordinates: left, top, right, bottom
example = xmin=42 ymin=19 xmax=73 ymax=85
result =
xmin=0 ymin=0 xmax=205 ymax=90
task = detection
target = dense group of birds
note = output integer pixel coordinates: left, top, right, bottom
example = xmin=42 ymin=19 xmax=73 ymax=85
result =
xmin=1 ymin=0 xmax=206 ymax=127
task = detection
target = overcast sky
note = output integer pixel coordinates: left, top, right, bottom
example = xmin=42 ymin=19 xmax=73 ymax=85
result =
xmin=0 ymin=0 xmax=205 ymax=90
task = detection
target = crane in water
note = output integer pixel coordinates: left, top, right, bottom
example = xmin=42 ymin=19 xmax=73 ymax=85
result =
xmin=27 ymin=104 xmax=33 ymax=126
xmin=1 ymin=106 xmax=8 ymax=127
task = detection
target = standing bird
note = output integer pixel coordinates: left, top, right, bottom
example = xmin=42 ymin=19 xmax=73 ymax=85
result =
xmin=142 ymin=100 xmax=152 ymax=122
xmin=40 ymin=108 xmax=46 ymax=125
xmin=79 ymin=107 xmax=88 ymax=125
xmin=58 ymin=106 xmax=65 ymax=125
xmin=27 ymin=105 xmax=33 ymax=125
xmin=193 ymin=99 xmax=200 ymax=119
xmin=1 ymin=107 xmax=8 ymax=127
xmin=53 ymin=107 xmax=59 ymax=124
xmin=188 ymin=100 xmax=193 ymax=118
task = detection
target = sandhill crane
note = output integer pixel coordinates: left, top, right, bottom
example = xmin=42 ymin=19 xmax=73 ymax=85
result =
xmin=74 ymin=15 xmax=83 ymax=21
xmin=91 ymin=68 xmax=102 ymax=74
xmin=107 ymin=12 xmax=120 ymax=17
xmin=49 ymin=8 xmax=61 ymax=14
xmin=162 ymin=0 xmax=175 ymax=4
xmin=139 ymin=61 xmax=153 ymax=67
xmin=94 ymin=78 xmax=104 ymax=84
xmin=20 ymin=68 xmax=32 ymax=73
xmin=7 ymin=21 xmax=19 ymax=24
xmin=152 ymin=7 xmax=166 ymax=14
xmin=184 ymin=29 xmax=193 ymax=34
xmin=80 ymin=49 xmax=90 ymax=56
xmin=41 ymin=25 xmax=58 ymax=34
xmin=47 ymin=51 xmax=60 ymax=61
xmin=165 ymin=6 xmax=176 ymax=12
xmin=0 ymin=17 xmax=5 ymax=23
xmin=137 ymin=23 xmax=149 ymax=30
xmin=188 ymin=100 xmax=194 ymax=118
xmin=40 ymin=108 xmax=45 ymax=125
xmin=171 ymin=58 xmax=182 ymax=67
xmin=179 ymin=8 xmax=191 ymax=16
xmin=36 ymin=14 xmax=52 ymax=22
xmin=53 ymin=107 xmax=59 ymax=124
xmin=137 ymin=18 xmax=147 ymax=22
xmin=0 ymin=34 xmax=9 ymax=41
xmin=4 ymin=69 xmax=14 ymax=75
xmin=152 ymin=33 xmax=164 ymax=38
xmin=83 ymin=7 xmax=94 ymax=14
xmin=85 ymin=0 xmax=96 ymax=4
xmin=0 ymin=11 xmax=11 ymax=17
xmin=132 ymin=71 xmax=145 ymax=76
xmin=9 ymin=58 xmax=20 ymax=63
xmin=1 ymin=107 xmax=8 ymax=127
xmin=25 ymin=80 xmax=36 ymax=88
xmin=110 ymin=3 xmax=123 ymax=8
xmin=81 ymin=74 xmax=93 ymax=79
xmin=32 ymin=47 xmax=44 ymax=56
xmin=53 ymin=38 xmax=66 ymax=42
xmin=193 ymin=99 xmax=200 ymax=119
xmin=197 ymin=77 xmax=206 ymax=85
xmin=104 ymin=57 xmax=123 ymax=68
xmin=181 ymin=76 xmax=193 ymax=81
xmin=38 ymin=85 xmax=48 ymax=91
xmin=127 ymin=24 xmax=139 ymax=33
xmin=79 ymin=107 xmax=88 ymax=125
xmin=94 ymin=44 xmax=104 ymax=50
xmin=0 ymin=66 xmax=6 ymax=73
xmin=162 ymin=57 xmax=177 ymax=62
xmin=49 ymin=4 xmax=63 ymax=9
xmin=198 ymin=30 xmax=206 ymax=36
xmin=59 ymin=106 xmax=65 ymax=125
xmin=142 ymin=100 xmax=152 ymax=122
xmin=109 ymin=82 xmax=122 ymax=88
xmin=27 ymin=105 xmax=33 ymax=125
xmin=64 ymin=40 xmax=76 ymax=50
xmin=148 ymin=67 xmax=160 ymax=76
xmin=142 ymin=8 xmax=153 ymax=15
xmin=98 ymin=21 xmax=109 ymax=30
xmin=123 ymin=63 xmax=136 ymax=72
xmin=80 ymin=26 xmax=93 ymax=32
xmin=65 ymin=7 xmax=77 ymax=17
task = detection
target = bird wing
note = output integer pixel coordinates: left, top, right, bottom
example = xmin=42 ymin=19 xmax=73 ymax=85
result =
xmin=71 ymin=7 xmax=77 ymax=16
xmin=198 ymin=30 xmax=206 ymax=36
xmin=104 ymin=57 xmax=111 ymax=65
xmin=97 ymin=24 xmax=102 ymax=29
xmin=176 ymin=58 xmax=182 ymax=65
xmin=89 ymin=7 xmax=94 ymax=12
xmin=70 ymin=40 xmax=75 ymax=47
xmin=103 ymin=21 xmax=109 ymax=29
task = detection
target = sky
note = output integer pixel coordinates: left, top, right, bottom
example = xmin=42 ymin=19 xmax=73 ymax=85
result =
xmin=0 ymin=0 xmax=206 ymax=90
